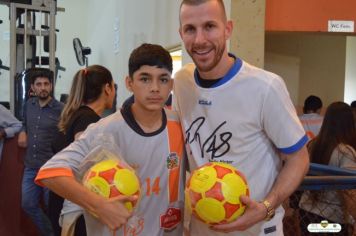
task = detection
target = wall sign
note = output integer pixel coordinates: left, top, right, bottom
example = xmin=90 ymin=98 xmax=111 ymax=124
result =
xmin=328 ymin=20 xmax=354 ymax=32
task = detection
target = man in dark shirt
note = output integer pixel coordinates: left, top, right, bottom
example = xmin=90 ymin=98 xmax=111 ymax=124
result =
xmin=18 ymin=71 xmax=63 ymax=236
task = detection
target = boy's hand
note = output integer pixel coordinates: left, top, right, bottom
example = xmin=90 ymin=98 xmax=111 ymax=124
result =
xmin=210 ymin=195 xmax=267 ymax=233
xmin=93 ymin=195 xmax=138 ymax=231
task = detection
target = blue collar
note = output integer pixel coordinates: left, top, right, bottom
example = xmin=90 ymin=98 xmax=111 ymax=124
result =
xmin=194 ymin=53 xmax=242 ymax=88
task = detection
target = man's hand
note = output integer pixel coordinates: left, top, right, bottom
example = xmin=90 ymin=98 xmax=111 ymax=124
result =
xmin=18 ymin=131 xmax=27 ymax=148
xmin=0 ymin=128 xmax=5 ymax=140
xmin=93 ymin=195 xmax=138 ymax=231
xmin=210 ymin=195 xmax=267 ymax=233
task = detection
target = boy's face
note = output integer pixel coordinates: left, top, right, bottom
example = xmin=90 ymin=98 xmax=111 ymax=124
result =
xmin=126 ymin=65 xmax=172 ymax=112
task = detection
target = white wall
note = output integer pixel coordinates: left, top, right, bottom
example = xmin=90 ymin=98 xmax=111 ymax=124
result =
xmin=55 ymin=0 xmax=88 ymax=99
xmin=84 ymin=0 xmax=183 ymax=106
xmin=0 ymin=5 xmax=10 ymax=102
xmin=265 ymin=33 xmax=346 ymax=108
xmin=265 ymin=52 xmax=300 ymax=105
xmin=345 ymin=36 xmax=356 ymax=104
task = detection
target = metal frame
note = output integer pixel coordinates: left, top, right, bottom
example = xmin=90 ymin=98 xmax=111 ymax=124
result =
xmin=299 ymin=163 xmax=356 ymax=190
xmin=8 ymin=1 xmax=56 ymax=112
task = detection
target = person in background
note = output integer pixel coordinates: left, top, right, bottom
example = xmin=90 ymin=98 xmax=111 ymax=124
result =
xmin=49 ymin=65 xmax=116 ymax=236
xmin=174 ymin=0 xmax=309 ymax=235
xmin=35 ymin=43 xmax=185 ymax=236
xmin=0 ymin=104 xmax=22 ymax=163
xmin=18 ymin=70 xmax=63 ymax=236
xmin=299 ymin=95 xmax=324 ymax=140
xmin=299 ymin=102 xmax=356 ymax=235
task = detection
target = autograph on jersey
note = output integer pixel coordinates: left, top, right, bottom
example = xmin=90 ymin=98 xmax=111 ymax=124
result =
xmin=185 ymin=116 xmax=232 ymax=159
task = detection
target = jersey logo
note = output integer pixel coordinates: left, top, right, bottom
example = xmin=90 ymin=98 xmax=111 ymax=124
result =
xmin=123 ymin=215 xmax=144 ymax=236
xmin=186 ymin=116 xmax=232 ymax=160
xmin=166 ymin=153 xmax=179 ymax=169
xmin=160 ymin=207 xmax=182 ymax=230
xmin=198 ymin=99 xmax=212 ymax=106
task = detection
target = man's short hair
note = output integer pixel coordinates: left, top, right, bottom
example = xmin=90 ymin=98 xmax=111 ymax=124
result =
xmin=179 ymin=0 xmax=227 ymax=21
xmin=303 ymin=95 xmax=323 ymax=113
xmin=128 ymin=43 xmax=173 ymax=77
xmin=30 ymin=69 xmax=53 ymax=84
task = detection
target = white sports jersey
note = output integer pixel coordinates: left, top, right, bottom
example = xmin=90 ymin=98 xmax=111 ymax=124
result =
xmin=36 ymin=107 xmax=185 ymax=236
xmin=173 ymin=58 xmax=307 ymax=236
xmin=299 ymin=113 xmax=323 ymax=139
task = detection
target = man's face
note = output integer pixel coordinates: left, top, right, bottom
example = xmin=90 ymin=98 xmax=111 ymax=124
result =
xmin=31 ymin=77 xmax=52 ymax=100
xmin=179 ymin=1 xmax=232 ymax=73
xmin=126 ymin=65 xmax=172 ymax=112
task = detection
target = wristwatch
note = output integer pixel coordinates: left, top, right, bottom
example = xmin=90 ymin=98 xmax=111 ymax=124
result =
xmin=261 ymin=200 xmax=275 ymax=221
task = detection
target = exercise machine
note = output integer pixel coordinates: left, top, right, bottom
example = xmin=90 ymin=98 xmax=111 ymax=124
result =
xmin=0 ymin=0 xmax=65 ymax=118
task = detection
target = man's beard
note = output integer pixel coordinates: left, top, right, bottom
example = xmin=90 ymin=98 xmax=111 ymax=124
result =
xmin=37 ymin=92 xmax=50 ymax=100
xmin=191 ymin=43 xmax=226 ymax=73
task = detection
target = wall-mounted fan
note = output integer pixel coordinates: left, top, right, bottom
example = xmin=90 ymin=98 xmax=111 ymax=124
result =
xmin=73 ymin=38 xmax=91 ymax=67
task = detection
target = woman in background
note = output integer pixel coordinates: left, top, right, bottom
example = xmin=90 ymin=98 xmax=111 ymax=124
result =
xmin=299 ymin=102 xmax=356 ymax=235
xmin=49 ymin=65 xmax=115 ymax=236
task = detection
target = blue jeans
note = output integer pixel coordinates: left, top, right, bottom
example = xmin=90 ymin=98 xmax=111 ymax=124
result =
xmin=22 ymin=167 xmax=54 ymax=236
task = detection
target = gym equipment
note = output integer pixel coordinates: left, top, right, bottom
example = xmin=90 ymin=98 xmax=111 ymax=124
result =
xmin=73 ymin=38 xmax=91 ymax=67
xmin=0 ymin=59 xmax=10 ymax=74
xmin=0 ymin=0 xmax=65 ymax=118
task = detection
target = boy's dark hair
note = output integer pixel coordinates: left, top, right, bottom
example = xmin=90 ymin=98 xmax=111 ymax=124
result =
xmin=303 ymin=95 xmax=323 ymax=114
xmin=30 ymin=68 xmax=53 ymax=84
xmin=128 ymin=43 xmax=173 ymax=77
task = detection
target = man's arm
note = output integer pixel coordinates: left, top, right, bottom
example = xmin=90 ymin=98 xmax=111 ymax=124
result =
xmin=41 ymin=176 xmax=136 ymax=231
xmin=212 ymin=146 xmax=309 ymax=232
xmin=17 ymin=101 xmax=28 ymax=147
xmin=0 ymin=105 xmax=22 ymax=139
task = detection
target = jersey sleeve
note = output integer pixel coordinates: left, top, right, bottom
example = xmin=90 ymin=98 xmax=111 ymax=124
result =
xmin=261 ymin=75 xmax=307 ymax=154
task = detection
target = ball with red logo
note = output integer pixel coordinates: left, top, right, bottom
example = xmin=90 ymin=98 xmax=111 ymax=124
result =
xmin=186 ymin=162 xmax=249 ymax=225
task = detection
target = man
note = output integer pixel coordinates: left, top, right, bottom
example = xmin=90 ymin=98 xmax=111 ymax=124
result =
xmin=174 ymin=0 xmax=309 ymax=235
xmin=18 ymin=70 xmax=63 ymax=236
xmin=0 ymin=104 xmax=22 ymax=163
xmin=299 ymin=95 xmax=324 ymax=140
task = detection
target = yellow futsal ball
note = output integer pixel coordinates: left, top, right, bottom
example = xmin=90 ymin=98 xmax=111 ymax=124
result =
xmin=186 ymin=162 xmax=249 ymax=225
xmin=83 ymin=159 xmax=140 ymax=211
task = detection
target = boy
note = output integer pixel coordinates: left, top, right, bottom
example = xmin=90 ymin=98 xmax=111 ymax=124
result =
xmin=35 ymin=44 xmax=185 ymax=236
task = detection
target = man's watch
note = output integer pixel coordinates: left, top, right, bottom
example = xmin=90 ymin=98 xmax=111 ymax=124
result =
xmin=261 ymin=200 xmax=275 ymax=221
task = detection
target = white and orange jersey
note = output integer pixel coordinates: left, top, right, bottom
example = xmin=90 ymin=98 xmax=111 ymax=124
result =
xmin=299 ymin=113 xmax=323 ymax=140
xmin=36 ymin=106 xmax=185 ymax=236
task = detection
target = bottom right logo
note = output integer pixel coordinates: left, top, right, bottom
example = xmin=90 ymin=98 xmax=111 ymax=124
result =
xmin=308 ymin=220 xmax=342 ymax=233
